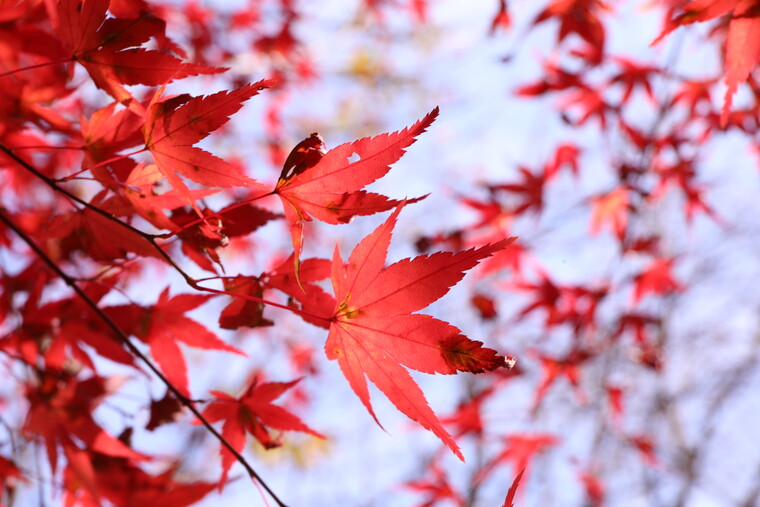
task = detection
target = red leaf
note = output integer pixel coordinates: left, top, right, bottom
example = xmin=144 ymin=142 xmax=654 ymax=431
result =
xmin=144 ymin=82 xmax=272 ymax=206
xmin=533 ymin=0 xmax=610 ymax=64
xmin=722 ymin=3 xmax=760 ymax=123
xmin=50 ymin=207 xmax=160 ymax=262
xmin=124 ymin=163 xmax=220 ymax=232
xmin=653 ymin=0 xmax=760 ymax=123
xmin=326 ymin=204 xmax=515 ymax=459
xmin=265 ymin=255 xmax=336 ymax=329
xmin=471 ymin=293 xmax=498 ymax=320
xmin=405 ymin=462 xmax=465 ymax=507
xmin=274 ymin=108 xmax=438 ymax=265
xmin=146 ymin=392 xmax=184 ymax=431
xmin=502 ymin=467 xmax=525 ymax=507
xmin=108 ymin=289 xmax=244 ymax=397
xmin=632 ymin=257 xmax=683 ymax=303
xmin=490 ymin=0 xmax=511 ymax=34
xmin=490 ymin=167 xmax=547 ymax=215
xmin=590 ymin=186 xmax=630 ymax=240
xmin=201 ymin=377 xmax=323 ymax=488
xmin=478 ymin=433 xmax=558 ymax=484
xmin=218 ymin=276 xmax=273 ymax=330
xmin=55 ymin=1 xmax=223 ymax=103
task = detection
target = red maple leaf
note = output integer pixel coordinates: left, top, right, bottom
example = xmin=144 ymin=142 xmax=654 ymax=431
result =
xmin=218 ymin=276 xmax=273 ymax=330
xmin=107 ymin=289 xmax=244 ymax=397
xmin=654 ymin=0 xmax=760 ymax=123
xmin=632 ymin=257 xmax=683 ymax=303
xmin=478 ymin=433 xmax=559 ymax=484
xmin=545 ymin=142 xmax=581 ymax=179
xmin=532 ymin=348 xmax=592 ymax=411
xmin=441 ymin=386 xmax=498 ymax=439
xmin=490 ymin=166 xmax=547 ymax=215
xmin=578 ymin=469 xmax=605 ymax=507
xmin=201 ymin=377 xmax=323 ymax=488
xmin=55 ymin=0 xmax=223 ymax=103
xmin=609 ymin=56 xmax=661 ymax=103
xmin=590 ymin=186 xmax=631 ymax=240
xmin=629 ymin=434 xmax=659 ymax=466
xmin=490 ymin=0 xmax=511 ymax=35
xmin=121 ymin=163 xmax=219 ymax=232
xmin=79 ymin=102 xmax=144 ymax=185
xmin=405 ymin=462 xmax=465 ymax=507
xmin=144 ymin=81 xmax=272 ymax=207
xmin=502 ymin=467 xmax=525 ymax=507
xmin=471 ymin=293 xmax=498 ymax=320
xmin=325 ymin=205 xmax=515 ymax=459
xmin=274 ymin=109 xmax=437 ymax=268
xmin=63 ymin=454 xmax=216 ymax=507
xmin=533 ymin=0 xmax=611 ymax=64
xmin=49 ymin=206 xmax=160 ymax=262
xmin=265 ymin=255 xmax=336 ymax=329
xmin=23 ymin=372 xmax=145 ymax=482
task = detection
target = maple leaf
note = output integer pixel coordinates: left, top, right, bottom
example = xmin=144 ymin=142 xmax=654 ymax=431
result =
xmin=609 ymin=57 xmax=661 ymax=103
xmin=606 ymin=384 xmax=624 ymax=427
xmin=632 ymin=257 xmax=683 ymax=303
xmin=545 ymin=142 xmax=581 ymax=179
xmin=122 ymin=163 xmax=219 ymax=232
xmin=532 ymin=348 xmax=592 ymax=412
xmin=502 ymin=467 xmax=525 ymax=507
xmin=107 ymin=289 xmax=244 ymax=397
xmin=490 ymin=0 xmax=511 ymax=35
xmin=218 ymin=276 xmax=273 ymax=330
xmin=509 ymin=271 xmax=563 ymax=325
xmin=653 ymin=0 xmax=760 ymax=123
xmin=201 ymin=377 xmax=323 ymax=488
xmin=590 ymin=186 xmax=631 ymax=240
xmin=169 ymin=203 xmax=280 ymax=273
xmin=614 ymin=312 xmax=661 ymax=343
xmin=144 ymin=82 xmax=272 ymax=207
xmin=55 ymin=0 xmax=223 ymax=103
xmin=441 ymin=387 xmax=496 ymax=439
xmin=629 ymin=434 xmax=659 ymax=466
xmin=63 ymin=453 xmax=216 ymax=507
xmin=23 ymin=373 xmax=145 ymax=478
xmin=49 ymin=206 xmax=160 ymax=262
xmin=490 ymin=166 xmax=547 ymax=215
xmin=471 ymin=293 xmax=498 ymax=320
xmin=80 ymin=102 xmax=144 ymax=186
xmin=265 ymin=254 xmax=336 ymax=329
xmin=405 ymin=462 xmax=465 ymax=507
xmin=578 ymin=469 xmax=605 ymax=507
xmin=326 ymin=205 xmax=514 ymax=459
xmin=477 ymin=433 xmax=558 ymax=484
xmin=146 ymin=392 xmax=184 ymax=431
xmin=274 ymin=108 xmax=437 ymax=269
xmin=533 ymin=0 xmax=611 ymax=64
xmin=0 ymin=455 xmax=23 ymax=500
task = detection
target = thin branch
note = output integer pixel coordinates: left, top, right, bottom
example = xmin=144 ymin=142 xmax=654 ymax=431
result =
xmin=0 ymin=209 xmax=290 ymax=507
xmin=0 ymin=59 xmax=72 ymax=79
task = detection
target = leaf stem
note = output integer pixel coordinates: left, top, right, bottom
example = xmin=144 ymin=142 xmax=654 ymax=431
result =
xmin=56 ymin=148 xmax=147 ymax=182
xmin=0 ymin=58 xmax=72 ymax=79
xmin=154 ymin=189 xmax=276 ymax=239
